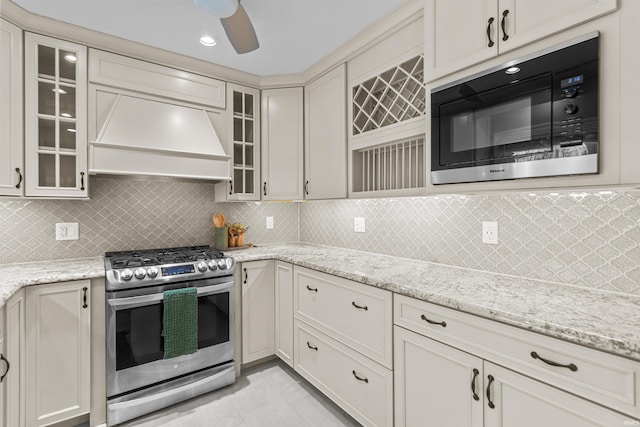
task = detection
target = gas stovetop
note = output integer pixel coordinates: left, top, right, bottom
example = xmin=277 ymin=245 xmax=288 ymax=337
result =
xmin=104 ymin=245 xmax=234 ymax=291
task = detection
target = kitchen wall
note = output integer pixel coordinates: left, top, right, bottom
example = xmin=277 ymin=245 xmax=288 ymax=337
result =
xmin=299 ymin=189 xmax=640 ymax=296
xmin=0 ymin=177 xmax=298 ymax=264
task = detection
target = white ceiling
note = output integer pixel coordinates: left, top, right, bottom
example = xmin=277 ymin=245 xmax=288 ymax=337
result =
xmin=10 ymin=0 xmax=408 ymax=76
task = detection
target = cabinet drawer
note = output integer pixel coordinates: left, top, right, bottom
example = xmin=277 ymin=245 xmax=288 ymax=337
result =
xmin=294 ymin=266 xmax=392 ymax=368
xmin=394 ymin=294 xmax=640 ymax=419
xmin=294 ymin=319 xmax=393 ymax=427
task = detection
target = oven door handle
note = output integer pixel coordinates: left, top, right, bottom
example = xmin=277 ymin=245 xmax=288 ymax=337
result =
xmin=108 ymin=281 xmax=234 ymax=310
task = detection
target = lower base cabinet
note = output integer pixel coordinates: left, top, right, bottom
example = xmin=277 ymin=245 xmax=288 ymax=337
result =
xmin=274 ymin=261 xmax=294 ymax=367
xmin=25 ymin=280 xmax=91 ymax=427
xmin=5 ymin=289 xmax=26 ymax=427
xmin=294 ymin=320 xmax=393 ymax=427
xmin=241 ymin=260 xmax=275 ymax=364
xmin=394 ymin=318 xmax=633 ymax=426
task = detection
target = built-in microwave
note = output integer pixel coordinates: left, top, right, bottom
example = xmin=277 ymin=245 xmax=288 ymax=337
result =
xmin=431 ymin=32 xmax=599 ymax=185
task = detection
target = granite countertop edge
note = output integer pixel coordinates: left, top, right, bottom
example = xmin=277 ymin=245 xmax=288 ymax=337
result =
xmin=1 ymin=243 xmax=638 ymax=362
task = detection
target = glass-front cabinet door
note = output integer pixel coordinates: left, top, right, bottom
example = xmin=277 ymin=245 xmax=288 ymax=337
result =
xmin=24 ymin=33 xmax=88 ymax=197
xmin=226 ymin=83 xmax=260 ymax=201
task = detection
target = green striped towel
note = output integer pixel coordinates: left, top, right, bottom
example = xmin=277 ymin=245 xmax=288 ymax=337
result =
xmin=162 ymin=287 xmax=198 ymax=359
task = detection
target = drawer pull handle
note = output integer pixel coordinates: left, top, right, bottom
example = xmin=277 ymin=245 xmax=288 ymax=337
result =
xmin=244 ymin=268 xmax=248 ymax=284
xmin=421 ymin=314 xmax=447 ymax=327
xmin=306 ymin=285 xmax=318 ymax=292
xmin=351 ymin=301 xmax=368 ymax=311
xmin=352 ymin=370 xmax=369 ymax=383
xmin=80 ymin=172 xmax=85 ymax=191
xmin=263 ymin=181 xmax=267 ymax=196
xmin=486 ymin=374 xmax=495 ymax=409
xmin=306 ymin=341 xmax=318 ymax=351
xmin=471 ymin=368 xmax=480 ymax=401
xmin=486 ymin=17 xmax=495 ymax=48
xmin=0 ymin=354 xmax=10 ymax=383
xmin=15 ymin=168 xmax=23 ymax=189
xmin=82 ymin=287 xmax=88 ymax=309
xmin=530 ymin=351 xmax=577 ymax=372
xmin=501 ymin=9 xmax=509 ymax=41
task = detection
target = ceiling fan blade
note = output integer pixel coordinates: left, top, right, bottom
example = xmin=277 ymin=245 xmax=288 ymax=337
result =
xmin=220 ymin=3 xmax=259 ymax=54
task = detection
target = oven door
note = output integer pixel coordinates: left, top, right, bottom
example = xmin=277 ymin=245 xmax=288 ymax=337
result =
xmin=106 ymin=276 xmax=234 ymax=398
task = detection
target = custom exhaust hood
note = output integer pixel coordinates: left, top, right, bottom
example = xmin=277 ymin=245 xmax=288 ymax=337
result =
xmin=89 ymin=90 xmax=231 ymax=181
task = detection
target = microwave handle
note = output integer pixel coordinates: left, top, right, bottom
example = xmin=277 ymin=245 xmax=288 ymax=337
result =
xmin=108 ymin=281 xmax=233 ymax=310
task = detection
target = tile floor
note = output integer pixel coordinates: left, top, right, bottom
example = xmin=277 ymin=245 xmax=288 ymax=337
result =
xmin=119 ymin=359 xmax=361 ymax=427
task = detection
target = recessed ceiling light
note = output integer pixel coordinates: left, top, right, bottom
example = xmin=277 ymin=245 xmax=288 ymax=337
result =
xmin=64 ymin=54 xmax=77 ymax=63
xmin=200 ymin=36 xmax=217 ymax=47
xmin=505 ymin=66 xmax=520 ymax=75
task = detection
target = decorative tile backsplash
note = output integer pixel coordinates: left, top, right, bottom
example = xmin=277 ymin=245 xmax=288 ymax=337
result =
xmin=0 ymin=177 xmax=298 ymax=264
xmin=299 ymin=190 xmax=640 ymax=295
xmin=1 ymin=177 xmax=638 ymax=296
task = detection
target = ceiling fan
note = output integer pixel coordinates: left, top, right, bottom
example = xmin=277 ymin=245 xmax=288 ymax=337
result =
xmin=193 ymin=0 xmax=259 ymax=54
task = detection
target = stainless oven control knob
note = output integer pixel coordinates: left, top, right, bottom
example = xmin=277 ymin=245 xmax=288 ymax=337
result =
xmin=147 ymin=267 xmax=159 ymax=278
xmin=134 ymin=268 xmax=146 ymax=280
xmin=226 ymin=258 xmax=234 ymax=269
xmin=197 ymin=261 xmax=208 ymax=272
xmin=564 ymin=103 xmax=579 ymax=115
xmin=120 ymin=269 xmax=133 ymax=281
xmin=217 ymin=259 xmax=227 ymax=269
xmin=207 ymin=260 xmax=218 ymax=270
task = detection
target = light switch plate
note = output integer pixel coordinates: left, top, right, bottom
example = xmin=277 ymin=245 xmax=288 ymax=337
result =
xmin=354 ymin=217 xmax=366 ymax=233
xmin=482 ymin=221 xmax=498 ymax=245
xmin=56 ymin=223 xmax=79 ymax=241
xmin=266 ymin=216 xmax=274 ymax=229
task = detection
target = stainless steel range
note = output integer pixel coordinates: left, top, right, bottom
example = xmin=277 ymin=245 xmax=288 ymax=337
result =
xmin=104 ymin=245 xmax=235 ymax=426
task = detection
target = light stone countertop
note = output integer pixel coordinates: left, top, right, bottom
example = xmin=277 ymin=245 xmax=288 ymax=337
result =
xmin=1 ymin=243 xmax=638 ymax=362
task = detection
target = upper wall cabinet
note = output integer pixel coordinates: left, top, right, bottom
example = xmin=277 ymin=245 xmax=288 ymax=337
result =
xmin=304 ymin=64 xmax=347 ymax=200
xmin=0 ymin=19 xmax=23 ymax=197
xmin=261 ymin=87 xmax=304 ymax=201
xmin=216 ymin=83 xmax=261 ymax=201
xmin=24 ymin=33 xmax=88 ymax=198
xmin=424 ymin=0 xmax=617 ymax=82
xmin=348 ymin=17 xmax=426 ymax=198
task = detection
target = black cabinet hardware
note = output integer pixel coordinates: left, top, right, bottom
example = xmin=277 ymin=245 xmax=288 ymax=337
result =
xmin=82 ymin=287 xmax=88 ymax=308
xmin=0 ymin=354 xmax=9 ymax=383
xmin=351 ymin=301 xmax=368 ymax=311
xmin=80 ymin=172 xmax=85 ymax=191
xmin=243 ymin=268 xmax=248 ymax=284
xmin=305 ymin=180 xmax=309 ymax=195
xmin=229 ymin=182 xmax=233 ymax=195
xmin=530 ymin=351 xmax=577 ymax=372
xmin=486 ymin=374 xmax=495 ymax=409
xmin=420 ymin=314 xmax=447 ymax=327
xmin=501 ymin=10 xmax=509 ymax=41
xmin=487 ymin=17 xmax=495 ymax=47
xmin=307 ymin=341 xmax=318 ymax=351
xmin=15 ymin=168 xmax=22 ymax=189
xmin=471 ymin=368 xmax=480 ymax=401
xmin=306 ymin=285 xmax=318 ymax=292
xmin=352 ymin=370 xmax=369 ymax=383
xmin=263 ymin=182 xmax=267 ymax=196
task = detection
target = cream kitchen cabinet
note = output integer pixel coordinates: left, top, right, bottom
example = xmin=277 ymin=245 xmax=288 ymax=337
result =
xmin=293 ymin=266 xmax=393 ymax=426
xmin=394 ymin=294 xmax=640 ymax=425
xmin=261 ymin=87 xmax=304 ymax=201
xmin=4 ymin=289 xmax=26 ymax=427
xmin=274 ymin=261 xmax=294 ymax=367
xmin=26 ymin=280 xmax=91 ymax=427
xmin=241 ymin=260 xmax=275 ymax=364
xmin=24 ymin=33 xmax=88 ymax=198
xmin=0 ymin=18 xmax=24 ymax=197
xmin=219 ymin=83 xmax=261 ymax=201
xmin=424 ymin=0 xmax=617 ymax=81
xmin=304 ymin=64 xmax=347 ymax=199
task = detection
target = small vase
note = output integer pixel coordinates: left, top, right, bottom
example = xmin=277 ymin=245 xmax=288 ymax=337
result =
xmin=236 ymin=234 xmax=244 ymax=247
xmin=228 ymin=235 xmax=237 ymax=247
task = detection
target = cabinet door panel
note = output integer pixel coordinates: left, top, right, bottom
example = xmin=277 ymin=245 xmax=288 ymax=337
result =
xmin=484 ymin=362 xmax=630 ymax=427
xmin=275 ymin=261 xmax=294 ymax=366
xmin=425 ymin=0 xmax=498 ymax=81
xmin=26 ymin=281 xmax=90 ymax=427
xmin=241 ymin=260 xmax=275 ymax=363
xmin=261 ymin=88 xmax=303 ymax=200
xmin=5 ymin=290 xmax=25 ymax=427
xmin=499 ymin=0 xmax=617 ymax=54
xmin=394 ymin=326 xmax=483 ymax=427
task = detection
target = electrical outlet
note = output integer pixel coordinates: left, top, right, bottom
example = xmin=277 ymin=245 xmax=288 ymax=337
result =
xmin=354 ymin=217 xmax=366 ymax=233
xmin=482 ymin=221 xmax=498 ymax=245
xmin=56 ymin=223 xmax=79 ymax=241
xmin=266 ymin=216 xmax=274 ymax=229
